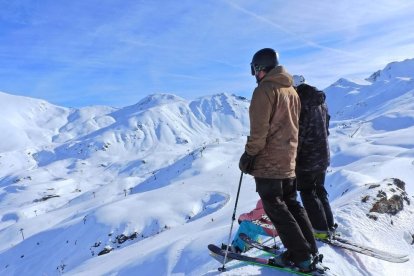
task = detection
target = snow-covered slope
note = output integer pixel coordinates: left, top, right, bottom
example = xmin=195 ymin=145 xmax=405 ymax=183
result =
xmin=0 ymin=58 xmax=414 ymax=276
xmin=0 ymin=92 xmax=69 ymax=152
xmin=0 ymin=92 xmax=252 ymax=275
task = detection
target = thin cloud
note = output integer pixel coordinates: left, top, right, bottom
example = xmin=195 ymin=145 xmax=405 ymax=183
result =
xmin=224 ymin=0 xmax=358 ymax=57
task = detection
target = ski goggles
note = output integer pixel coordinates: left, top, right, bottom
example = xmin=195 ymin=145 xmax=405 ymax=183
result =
xmin=250 ymin=63 xmax=266 ymax=76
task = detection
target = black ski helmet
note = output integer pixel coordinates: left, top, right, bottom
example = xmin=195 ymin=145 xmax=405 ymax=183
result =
xmin=250 ymin=48 xmax=279 ymax=75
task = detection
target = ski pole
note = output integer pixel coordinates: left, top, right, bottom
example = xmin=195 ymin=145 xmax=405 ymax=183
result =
xmin=272 ymin=227 xmax=277 ymax=248
xmin=219 ymin=171 xmax=244 ymax=272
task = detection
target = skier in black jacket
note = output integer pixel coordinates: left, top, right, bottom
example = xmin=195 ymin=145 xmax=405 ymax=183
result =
xmin=293 ymin=75 xmax=336 ymax=240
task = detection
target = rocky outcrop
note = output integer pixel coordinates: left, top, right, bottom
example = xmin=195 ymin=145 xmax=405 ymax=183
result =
xmin=362 ymin=178 xmax=410 ymax=219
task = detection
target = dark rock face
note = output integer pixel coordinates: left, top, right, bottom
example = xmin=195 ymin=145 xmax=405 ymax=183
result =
xmin=98 ymin=247 xmax=113 ymax=256
xmin=392 ymin=178 xmax=406 ymax=191
xmin=363 ymin=178 xmax=410 ymax=218
xmin=370 ymin=194 xmax=404 ymax=215
xmin=33 ymin=194 xmax=60 ymax=202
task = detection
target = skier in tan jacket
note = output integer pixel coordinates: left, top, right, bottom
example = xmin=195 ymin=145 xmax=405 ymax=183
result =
xmin=239 ymin=48 xmax=321 ymax=272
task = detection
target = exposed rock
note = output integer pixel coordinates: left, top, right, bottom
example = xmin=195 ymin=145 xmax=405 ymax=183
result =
xmin=392 ymin=178 xmax=406 ymax=191
xmin=361 ymin=195 xmax=370 ymax=203
xmin=365 ymin=178 xmax=410 ymax=219
xmin=114 ymin=232 xmax=138 ymax=244
xmin=98 ymin=246 xmax=113 ymax=256
xmin=33 ymin=194 xmax=60 ymax=202
xmin=376 ymin=190 xmax=387 ymax=198
xmin=370 ymin=194 xmax=404 ymax=215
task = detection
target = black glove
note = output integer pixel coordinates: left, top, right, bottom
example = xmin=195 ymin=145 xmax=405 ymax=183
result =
xmin=239 ymin=152 xmax=256 ymax=174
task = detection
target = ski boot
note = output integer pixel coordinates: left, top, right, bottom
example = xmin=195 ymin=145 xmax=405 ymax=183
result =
xmin=295 ymin=253 xmax=325 ymax=273
xmin=269 ymin=251 xmax=292 ymax=267
xmin=330 ymin=223 xmax=339 ymax=237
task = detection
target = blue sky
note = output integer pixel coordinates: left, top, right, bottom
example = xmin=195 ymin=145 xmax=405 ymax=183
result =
xmin=1 ymin=0 xmax=414 ymax=107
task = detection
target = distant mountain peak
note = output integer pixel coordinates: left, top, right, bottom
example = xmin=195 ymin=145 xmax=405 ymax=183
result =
xmin=333 ymin=77 xmax=356 ymax=86
xmin=195 ymin=92 xmax=248 ymax=102
xmin=136 ymin=93 xmax=186 ymax=109
xmin=366 ymin=58 xmax=414 ymax=82
xmin=327 ymin=78 xmax=362 ymax=90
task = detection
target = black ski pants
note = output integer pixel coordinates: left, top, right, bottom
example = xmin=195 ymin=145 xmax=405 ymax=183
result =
xmin=255 ymin=177 xmax=317 ymax=263
xmin=296 ymin=171 xmax=334 ymax=232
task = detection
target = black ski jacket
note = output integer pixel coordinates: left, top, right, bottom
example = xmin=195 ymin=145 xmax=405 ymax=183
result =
xmin=295 ymin=84 xmax=330 ymax=172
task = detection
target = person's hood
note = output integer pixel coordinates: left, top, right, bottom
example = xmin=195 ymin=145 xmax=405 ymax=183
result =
xmin=260 ymin=66 xmax=293 ymax=88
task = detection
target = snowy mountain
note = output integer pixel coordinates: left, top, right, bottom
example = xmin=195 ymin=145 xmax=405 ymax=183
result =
xmin=0 ymin=59 xmax=414 ymax=276
xmin=366 ymin=58 xmax=414 ymax=83
xmin=325 ymin=58 xmax=414 ymax=121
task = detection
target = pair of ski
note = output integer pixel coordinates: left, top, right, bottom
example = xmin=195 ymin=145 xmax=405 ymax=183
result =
xmin=209 ymin=233 xmax=334 ymax=276
xmin=318 ymin=234 xmax=409 ymax=263
xmin=209 ymin=232 xmax=409 ymax=275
